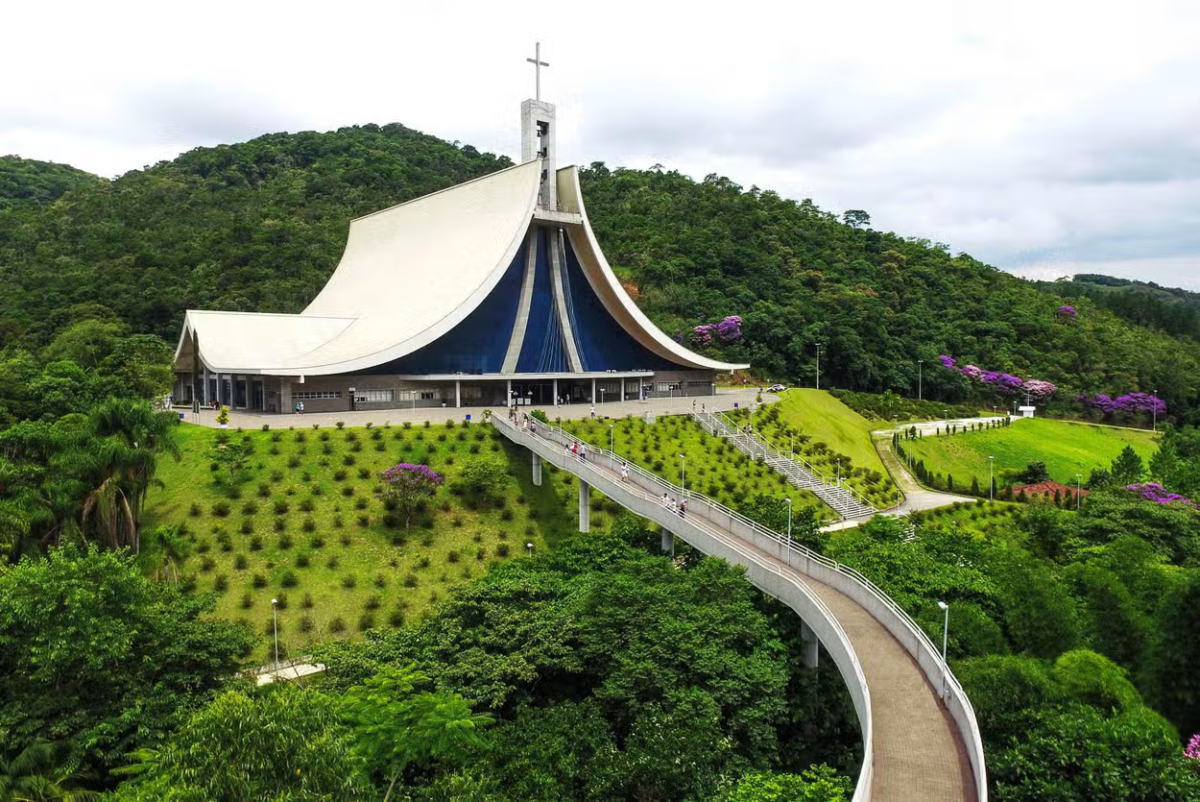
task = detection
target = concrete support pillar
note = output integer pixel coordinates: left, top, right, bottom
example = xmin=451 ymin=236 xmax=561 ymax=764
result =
xmin=800 ymin=620 xmax=820 ymax=669
xmin=591 ymin=378 xmax=596 ymax=403
xmin=532 ymin=453 xmax=543 ymax=486
xmin=455 ymin=380 xmax=461 ymax=408
xmin=578 ymin=479 xmax=590 ymax=533
xmin=202 ymin=366 xmax=209 ymax=405
xmin=661 ymin=529 xmax=673 ymax=554
xmin=553 ymin=378 xmax=559 ymax=406
xmin=506 ymin=379 xmax=512 ymax=407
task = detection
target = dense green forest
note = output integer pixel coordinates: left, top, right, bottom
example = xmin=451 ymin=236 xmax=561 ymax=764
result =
xmin=0 ymin=155 xmax=105 ymax=211
xmin=1035 ymin=274 xmax=1200 ymax=343
xmin=1 ymin=124 xmax=1198 ymax=422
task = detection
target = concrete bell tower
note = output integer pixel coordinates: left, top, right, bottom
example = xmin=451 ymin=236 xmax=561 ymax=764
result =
xmin=522 ymin=42 xmax=556 ymax=211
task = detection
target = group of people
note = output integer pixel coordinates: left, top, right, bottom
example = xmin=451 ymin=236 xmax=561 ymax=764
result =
xmin=509 ymin=408 xmax=538 ymax=435
xmin=661 ymin=492 xmax=687 ymax=517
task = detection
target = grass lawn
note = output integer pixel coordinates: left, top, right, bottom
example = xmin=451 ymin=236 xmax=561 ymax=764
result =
xmin=559 ymin=414 xmax=831 ymax=521
xmin=728 ymin=390 xmax=901 ymax=508
xmin=144 ymin=420 xmax=579 ymax=664
xmin=899 ymin=417 xmax=1160 ymax=490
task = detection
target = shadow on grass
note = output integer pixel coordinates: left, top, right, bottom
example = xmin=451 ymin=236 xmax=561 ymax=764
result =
xmin=500 ymin=438 xmax=578 ymax=551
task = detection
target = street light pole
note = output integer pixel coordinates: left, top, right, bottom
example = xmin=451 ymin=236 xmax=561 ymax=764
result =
xmin=988 ymin=456 xmax=995 ymax=501
xmin=271 ymin=598 xmax=279 ymax=669
xmin=679 ymin=454 xmax=686 ymax=498
xmin=918 ymin=359 xmax=924 ymax=401
xmin=1076 ymin=473 xmax=1082 ymax=510
xmin=609 ymin=424 xmax=615 ymax=470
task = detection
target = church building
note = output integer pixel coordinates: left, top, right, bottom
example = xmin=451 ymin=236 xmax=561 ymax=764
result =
xmin=173 ymin=62 xmax=747 ymax=414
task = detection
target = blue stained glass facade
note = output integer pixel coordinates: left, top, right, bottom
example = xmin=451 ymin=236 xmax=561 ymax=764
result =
xmin=516 ymin=228 xmax=570 ymax=373
xmin=560 ymin=234 xmax=677 ymax=371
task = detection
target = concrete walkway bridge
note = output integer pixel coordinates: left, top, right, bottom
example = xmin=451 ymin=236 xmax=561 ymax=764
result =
xmin=494 ymin=414 xmax=986 ymax=802
xmin=692 ymin=409 xmax=876 ymax=519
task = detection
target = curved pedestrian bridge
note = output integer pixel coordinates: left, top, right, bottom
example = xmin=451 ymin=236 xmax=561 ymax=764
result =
xmin=494 ymin=415 xmax=986 ymax=802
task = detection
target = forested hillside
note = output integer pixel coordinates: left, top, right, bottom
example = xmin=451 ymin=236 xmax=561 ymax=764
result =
xmin=1 ymin=124 xmax=1197 ymax=421
xmin=1035 ymin=274 xmax=1200 ymax=343
xmin=0 ymin=155 xmax=106 ymax=211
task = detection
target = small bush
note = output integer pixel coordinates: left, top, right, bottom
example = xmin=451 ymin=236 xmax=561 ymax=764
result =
xmin=358 ymin=612 xmax=376 ymax=631
xmin=298 ymin=615 xmax=314 ymax=633
xmin=280 ymin=570 xmax=298 ymax=588
xmin=299 ymin=498 xmax=315 ymax=512
xmin=279 ymin=534 xmax=293 ymax=550
xmin=373 ymin=573 xmax=387 ymax=588
xmin=250 ymin=535 xmax=263 ymax=551
xmin=302 ymin=517 xmax=316 ymax=532
xmin=240 ymin=592 xmax=253 ymax=609
xmin=388 ymin=609 xmax=406 ymax=627
xmin=211 ymin=501 xmax=231 ymax=518
xmin=240 ymin=519 xmax=254 ymax=535
xmin=257 ymin=483 xmax=271 ymax=498
xmin=274 ymin=593 xmax=289 ymax=610
xmin=189 ymin=502 xmax=202 ymax=518
xmin=302 ymin=592 xmax=314 ymax=608
xmin=496 ymin=543 xmax=510 ymax=558
xmin=274 ymin=518 xmax=287 ymax=533
xmin=447 ymin=550 xmax=461 ymax=564
xmin=309 ymin=535 xmax=325 ymax=549
xmin=336 ymin=421 xmax=345 ymax=429
xmin=334 ymin=469 xmax=348 ymax=481
xmin=403 ymin=573 xmax=419 ymax=587
xmin=234 ymin=554 xmax=248 ymax=570
xmin=328 ymin=616 xmax=346 ymax=634
xmin=252 ymin=573 xmax=268 ymax=588
xmin=357 ymin=514 xmax=370 ymax=528
xmin=326 ymin=555 xmax=340 ymax=569
xmin=273 ymin=500 xmax=290 ymax=515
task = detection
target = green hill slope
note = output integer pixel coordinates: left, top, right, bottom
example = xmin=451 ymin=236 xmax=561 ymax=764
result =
xmin=899 ymin=417 xmax=1159 ymax=490
xmin=0 ymin=155 xmax=105 ymax=211
xmin=1 ymin=125 xmax=1197 ymax=421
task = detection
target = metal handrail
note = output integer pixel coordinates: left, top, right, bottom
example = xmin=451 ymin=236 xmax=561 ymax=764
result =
xmin=700 ymin=410 xmax=877 ymax=512
xmin=498 ymin=414 xmax=986 ymax=799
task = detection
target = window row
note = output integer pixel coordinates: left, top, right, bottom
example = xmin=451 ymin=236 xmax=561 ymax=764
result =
xmin=293 ymin=390 xmax=342 ymax=400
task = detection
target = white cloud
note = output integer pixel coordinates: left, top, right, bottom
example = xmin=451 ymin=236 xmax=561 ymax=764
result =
xmin=2 ymin=0 xmax=1198 ymax=288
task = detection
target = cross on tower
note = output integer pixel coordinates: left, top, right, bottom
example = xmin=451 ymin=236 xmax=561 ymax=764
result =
xmin=526 ymin=42 xmax=549 ymax=101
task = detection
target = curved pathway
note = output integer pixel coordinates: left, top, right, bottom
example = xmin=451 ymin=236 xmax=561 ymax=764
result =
xmin=495 ymin=416 xmax=984 ymax=802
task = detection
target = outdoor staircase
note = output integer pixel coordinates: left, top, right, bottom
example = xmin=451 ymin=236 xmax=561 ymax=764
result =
xmin=692 ymin=410 xmax=876 ymax=520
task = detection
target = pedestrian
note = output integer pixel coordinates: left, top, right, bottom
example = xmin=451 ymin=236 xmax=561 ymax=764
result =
xmin=679 ymin=498 xmax=687 ymax=518
xmin=590 ymin=404 xmax=596 ymax=418
xmin=701 ymin=402 xmax=706 ymax=413
xmin=572 ymin=441 xmax=579 ymax=456
xmin=620 ymin=464 xmax=629 ymax=482
xmin=531 ymin=420 xmax=537 ymax=435
xmin=692 ymin=399 xmax=696 ymax=412
xmin=294 ymin=402 xmax=300 ymax=414
xmin=662 ymin=492 xmax=670 ymax=508
xmin=299 ymin=401 xmax=305 ymax=414
xmin=669 ymin=497 xmax=677 ymax=513
xmin=580 ymin=445 xmax=587 ymax=462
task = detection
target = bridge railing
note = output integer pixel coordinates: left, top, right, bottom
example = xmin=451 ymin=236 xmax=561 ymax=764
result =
xmin=706 ymin=409 xmax=878 ymax=513
xmin=497 ymin=414 xmax=986 ymax=802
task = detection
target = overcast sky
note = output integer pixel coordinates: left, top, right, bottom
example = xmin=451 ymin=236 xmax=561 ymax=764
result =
xmin=4 ymin=0 xmax=1198 ymax=288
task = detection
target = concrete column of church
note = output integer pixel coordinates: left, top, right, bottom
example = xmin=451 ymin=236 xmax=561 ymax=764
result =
xmin=578 ymin=480 xmax=590 ymax=533
xmin=506 ymin=379 xmax=512 ymax=408
xmin=661 ymin=529 xmax=672 ymax=554
xmin=591 ymin=378 xmax=596 ymax=403
xmin=800 ymin=620 xmax=819 ymax=669
xmin=202 ymin=367 xmax=209 ymax=406
xmin=280 ymin=379 xmax=292 ymax=416
xmin=532 ymin=453 xmax=543 ymax=486
xmin=553 ymin=379 xmax=558 ymax=406
xmin=455 ymin=380 xmax=461 ymax=408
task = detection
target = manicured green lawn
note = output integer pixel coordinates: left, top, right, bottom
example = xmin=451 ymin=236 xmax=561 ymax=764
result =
xmin=560 ymin=414 xmax=831 ymax=520
xmin=729 ymin=390 xmax=901 ymax=508
xmin=899 ymin=417 xmax=1160 ymax=490
xmin=145 ymin=421 xmax=578 ymax=664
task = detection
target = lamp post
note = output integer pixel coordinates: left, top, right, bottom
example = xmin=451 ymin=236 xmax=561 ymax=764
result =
xmin=1075 ymin=473 xmax=1082 ymax=510
xmin=679 ymin=454 xmax=686 ymax=498
xmin=836 ymin=457 xmax=842 ymax=487
xmin=270 ymin=598 xmax=279 ymax=669
xmin=988 ymin=455 xmax=995 ymax=501
xmin=918 ymin=359 xmax=924 ymax=401
xmin=785 ymin=497 xmax=793 ymax=564
xmin=815 ymin=343 xmax=823 ymax=391
xmin=609 ymin=424 xmax=615 ymax=470
xmin=600 ymin=387 xmax=606 ymax=405
xmin=526 ymin=542 xmax=534 ymax=557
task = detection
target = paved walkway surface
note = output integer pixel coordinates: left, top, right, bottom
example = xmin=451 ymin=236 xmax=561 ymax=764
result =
xmin=501 ymin=417 xmax=978 ymax=801
xmin=251 ymin=661 xmax=327 ymax=686
xmin=871 ymin=416 xmax=1011 ymax=438
xmin=178 ymin=389 xmax=767 ymax=430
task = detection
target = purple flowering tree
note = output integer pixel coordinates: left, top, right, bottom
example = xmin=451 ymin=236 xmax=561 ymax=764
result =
xmin=1057 ymin=305 xmax=1077 ymax=318
xmin=1125 ymin=482 xmax=1197 ymax=508
xmin=378 ymin=463 xmax=444 ymax=527
xmin=690 ymin=316 xmax=743 ymax=348
xmin=691 ymin=324 xmax=715 ymax=348
xmin=938 ymin=355 xmax=956 ymax=369
xmin=1078 ymin=392 xmax=1166 ymax=420
xmin=1186 ymin=733 xmax=1200 ymax=760
xmin=1022 ymin=379 xmax=1058 ymax=401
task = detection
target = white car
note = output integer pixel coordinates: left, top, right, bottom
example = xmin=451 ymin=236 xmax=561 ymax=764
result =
xmin=766 ymin=384 xmax=787 ymax=393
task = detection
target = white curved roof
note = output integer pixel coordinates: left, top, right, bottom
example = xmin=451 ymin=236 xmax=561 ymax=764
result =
xmin=177 ymin=158 xmax=746 ymax=375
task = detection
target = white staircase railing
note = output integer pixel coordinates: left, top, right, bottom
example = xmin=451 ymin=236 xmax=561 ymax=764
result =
xmin=692 ymin=410 xmax=876 ymax=520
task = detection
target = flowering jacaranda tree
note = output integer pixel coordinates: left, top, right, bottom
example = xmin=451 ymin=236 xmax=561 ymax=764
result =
xmin=1186 ymin=733 xmax=1200 ymax=760
xmin=1125 ymin=482 xmax=1197 ymax=508
xmin=1057 ymin=305 xmax=1077 ymax=318
xmin=378 ymin=463 xmax=444 ymax=527
xmin=940 ymin=356 xmax=1056 ymax=401
xmin=1021 ymin=379 xmax=1058 ymax=401
xmin=1078 ymin=392 xmax=1166 ymax=418
xmin=691 ymin=316 xmax=742 ymax=348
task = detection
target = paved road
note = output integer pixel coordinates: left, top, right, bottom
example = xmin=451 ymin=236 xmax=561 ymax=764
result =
xmin=178 ymin=389 xmax=768 ymax=430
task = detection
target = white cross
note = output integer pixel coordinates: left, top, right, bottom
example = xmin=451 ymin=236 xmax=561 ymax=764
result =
xmin=526 ymin=42 xmax=549 ymax=101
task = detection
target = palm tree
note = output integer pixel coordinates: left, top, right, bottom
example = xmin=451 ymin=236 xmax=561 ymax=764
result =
xmin=0 ymin=742 xmax=95 ymax=802
xmin=80 ymin=399 xmax=180 ymax=554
